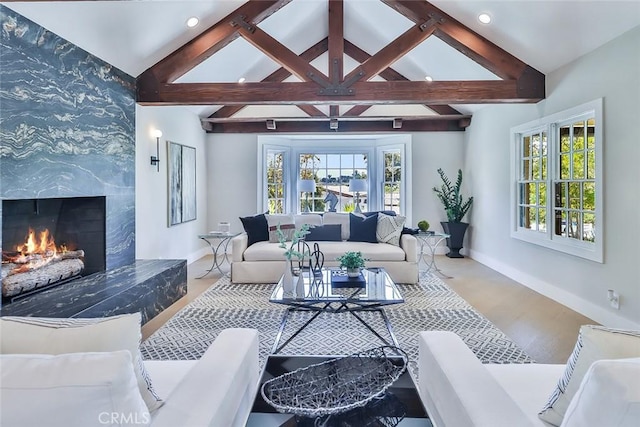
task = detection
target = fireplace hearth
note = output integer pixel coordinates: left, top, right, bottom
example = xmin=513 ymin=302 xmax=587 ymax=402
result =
xmin=1 ymin=197 xmax=106 ymax=300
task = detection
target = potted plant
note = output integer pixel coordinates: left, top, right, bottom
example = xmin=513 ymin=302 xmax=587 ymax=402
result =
xmin=336 ymin=251 xmax=367 ymax=277
xmin=433 ymin=168 xmax=474 ymax=258
xmin=417 ymin=220 xmax=430 ymax=232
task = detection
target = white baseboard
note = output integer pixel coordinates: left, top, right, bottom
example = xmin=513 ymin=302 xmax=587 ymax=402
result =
xmin=469 ymin=249 xmax=640 ymax=330
xmin=187 ymin=247 xmax=210 ymax=265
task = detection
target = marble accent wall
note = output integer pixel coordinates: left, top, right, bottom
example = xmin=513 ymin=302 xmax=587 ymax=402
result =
xmin=0 ymin=6 xmax=136 ymax=270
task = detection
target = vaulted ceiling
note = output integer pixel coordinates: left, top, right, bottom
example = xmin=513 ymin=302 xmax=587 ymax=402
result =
xmin=137 ymin=0 xmax=545 ymax=133
xmin=4 ymin=0 xmax=640 ymax=134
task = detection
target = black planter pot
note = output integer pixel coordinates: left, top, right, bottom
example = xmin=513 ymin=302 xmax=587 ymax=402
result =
xmin=441 ymin=222 xmax=469 ymax=258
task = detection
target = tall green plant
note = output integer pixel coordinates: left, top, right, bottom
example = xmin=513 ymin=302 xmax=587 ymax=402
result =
xmin=432 ymin=168 xmax=474 ymax=223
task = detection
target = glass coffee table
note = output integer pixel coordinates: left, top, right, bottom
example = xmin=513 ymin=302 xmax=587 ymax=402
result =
xmin=247 ymin=354 xmax=432 ymax=426
xmin=269 ymin=267 xmax=404 ymax=354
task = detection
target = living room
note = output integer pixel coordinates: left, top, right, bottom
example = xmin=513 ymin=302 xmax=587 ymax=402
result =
xmin=1 ymin=1 xmax=639 ymax=425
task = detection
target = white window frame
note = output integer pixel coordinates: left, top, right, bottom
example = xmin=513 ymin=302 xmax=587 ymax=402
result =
xmin=510 ymin=99 xmax=603 ymax=262
xmin=376 ymin=141 xmax=409 ymax=216
xmin=258 ymin=135 xmax=412 ymax=224
xmin=259 ymin=143 xmax=291 ymax=213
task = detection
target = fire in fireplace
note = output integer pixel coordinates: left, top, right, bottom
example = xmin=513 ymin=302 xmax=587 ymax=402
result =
xmin=2 ymin=227 xmax=85 ymax=297
xmin=1 ymin=197 xmax=106 ymax=300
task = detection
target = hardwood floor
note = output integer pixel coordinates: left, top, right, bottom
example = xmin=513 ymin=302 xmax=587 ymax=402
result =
xmin=142 ymin=254 xmax=596 ymax=364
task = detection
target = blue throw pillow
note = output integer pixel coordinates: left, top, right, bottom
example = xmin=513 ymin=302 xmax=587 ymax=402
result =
xmin=305 ymin=224 xmax=342 ymax=242
xmin=363 ymin=210 xmax=397 ymax=217
xmin=348 ymin=213 xmax=378 ymax=243
xmin=239 ymin=213 xmax=268 ymax=246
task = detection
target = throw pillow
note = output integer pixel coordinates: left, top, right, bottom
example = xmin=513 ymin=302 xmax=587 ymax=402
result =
xmin=539 ymin=325 xmax=640 ymax=426
xmin=323 ymin=212 xmax=351 ymax=240
xmin=376 ymin=212 xmax=406 ymax=246
xmin=305 ymin=224 xmax=342 ymax=241
xmin=560 ymin=358 xmax=640 ymax=427
xmin=348 ymin=213 xmax=378 ymax=243
xmin=266 ymin=214 xmax=296 ymax=243
xmin=0 ymin=314 xmax=163 ymax=413
xmin=0 ymin=351 xmax=150 ymax=427
xmin=240 ymin=212 xmax=269 ymax=246
xmin=363 ymin=210 xmax=397 ymax=217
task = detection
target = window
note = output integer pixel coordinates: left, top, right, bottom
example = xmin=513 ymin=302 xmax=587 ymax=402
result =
xmin=265 ymin=148 xmax=286 ymax=214
xmin=299 ymin=153 xmax=368 ymax=213
xmin=382 ymin=149 xmax=403 ymax=214
xmin=511 ymin=99 xmax=603 ymax=262
xmin=517 ymin=129 xmax=548 ymax=233
xmin=258 ymin=136 xmax=411 ymax=221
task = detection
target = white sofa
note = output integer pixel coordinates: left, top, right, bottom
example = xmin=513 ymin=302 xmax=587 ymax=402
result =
xmin=0 ymin=321 xmax=260 ymax=427
xmin=417 ymin=330 xmax=640 ymax=427
xmin=231 ymin=213 xmax=419 ymax=285
xmin=146 ymin=328 xmax=260 ymax=427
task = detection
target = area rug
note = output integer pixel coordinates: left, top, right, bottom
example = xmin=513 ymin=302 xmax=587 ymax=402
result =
xmin=141 ymin=273 xmax=534 ymax=379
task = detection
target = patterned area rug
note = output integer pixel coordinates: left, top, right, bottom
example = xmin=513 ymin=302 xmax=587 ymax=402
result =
xmin=141 ymin=273 xmax=533 ymax=379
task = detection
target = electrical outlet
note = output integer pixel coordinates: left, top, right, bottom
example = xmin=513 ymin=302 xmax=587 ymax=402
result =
xmin=607 ymin=289 xmax=620 ymax=310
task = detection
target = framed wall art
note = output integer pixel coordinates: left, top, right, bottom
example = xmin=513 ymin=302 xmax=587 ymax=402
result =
xmin=168 ymin=141 xmax=196 ymax=226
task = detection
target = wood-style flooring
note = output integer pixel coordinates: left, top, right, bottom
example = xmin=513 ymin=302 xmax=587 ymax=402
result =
xmin=142 ymin=255 xmax=596 ymax=364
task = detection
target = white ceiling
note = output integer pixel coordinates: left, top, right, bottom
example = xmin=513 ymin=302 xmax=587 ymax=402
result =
xmin=4 ymin=0 xmax=640 ymax=118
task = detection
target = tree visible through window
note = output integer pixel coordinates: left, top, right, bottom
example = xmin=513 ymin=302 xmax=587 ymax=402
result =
xmin=266 ymin=150 xmax=285 ymax=214
xmin=511 ymin=99 xmax=602 ymax=262
xmin=517 ymin=131 xmax=547 ymax=233
xmin=555 ymin=118 xmax=596 ymax=242
xmin=383 ymin=150 xmax=402 ymax=214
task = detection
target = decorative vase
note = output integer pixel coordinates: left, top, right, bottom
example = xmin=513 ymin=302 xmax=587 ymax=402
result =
xmin=346 ymin=267 xmax=361 ymax=278
xmin=295 ymin=271 xmax=305 ymax=298
xmin=282 ymin=259 xmax=295 ymax=293
xmin=441 ymin=221 xmax=469 ymax=258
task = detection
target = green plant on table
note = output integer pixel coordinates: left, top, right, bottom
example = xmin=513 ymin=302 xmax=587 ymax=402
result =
xmin=417 ymin=220 xmax=430 ymax=231
xmin=336 ymin=251 xmax=368 ymax=269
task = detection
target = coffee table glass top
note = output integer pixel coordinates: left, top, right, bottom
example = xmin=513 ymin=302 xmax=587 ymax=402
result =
xmin=269 ymin=267 xmax=403 ymax=305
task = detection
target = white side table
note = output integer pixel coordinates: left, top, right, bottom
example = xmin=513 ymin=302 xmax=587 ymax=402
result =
xmin=197 ymin=232 xmax=239 ymax=278
xmin=415 ymin=231 xmax=452 ymax=278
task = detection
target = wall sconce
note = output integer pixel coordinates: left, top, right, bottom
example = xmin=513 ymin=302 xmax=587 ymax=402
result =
xmin=349 ymin=178 xmax=368 ymax=213
xmin=329 ymin=118 xmax=339 ymax=130
xmin=150 ymin=129 xmax=162 ymax=172
xmin=298 ymin=179 xmax=316 ymax=213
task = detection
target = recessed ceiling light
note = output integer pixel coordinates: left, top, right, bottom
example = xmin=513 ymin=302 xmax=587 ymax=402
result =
xmin=238 ymin=77 xmax=246 ymax=83
xmin=425 ymin=75 xmax=433 ymax=82
xmin=478 ymin=13 xmax=491 ymax=24
xmin=186 ymin=17 xmax=199 ymax=28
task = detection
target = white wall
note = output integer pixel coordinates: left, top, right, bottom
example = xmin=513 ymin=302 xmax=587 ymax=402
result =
xmin=411 ymin=132 xmax=467 ymax=252
xmin=205 ymin=132 xmax=465 ymax=242
xmin=206 ymin=134 xmax=260 ymax=235
xmin=465 ymin=26 xmax=640 ymax=328
xmin=135 ymin=105 xmax=210 ymax=263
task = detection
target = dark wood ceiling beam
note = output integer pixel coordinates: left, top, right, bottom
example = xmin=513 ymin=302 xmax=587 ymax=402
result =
xmin=328 ymin=0 xmax=344 ymax=84
xmin=381 ymin=0 xmax=543 ymax=84
xmin=236 ymin=23 xmax=329 ymax=85
xmin=210 ymin=38 xmax=328 ymax=119
xmin=203 ymin=118 xmax=469 ymax=133
xmin=343 ymin=40 xmax=462 ymax=115
xmin=299 ymin=105 xmax=328 ymax=117
xmin=324 ymin=0 xmax=343 ymax=118
xmin=343 ymin=105 xmax=372 ymax=117
xmin=344 ymin=21 xmax=436 ymax=83
xmin=136 ymin=0 xmax=290 ymax=97
xmin=139 ymin=80 xmax=540 ymax=105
